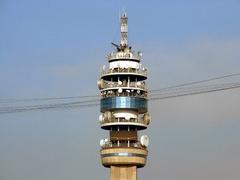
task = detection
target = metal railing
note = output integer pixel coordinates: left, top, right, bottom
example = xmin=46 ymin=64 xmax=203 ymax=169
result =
xmin=102 ymin=81 xmax=147 ymax=91
xmin=107 ymin=51 xmax=141 ymax=61
xmin=101 ymin=67 xmax=148 ymax=77
xmin=100 ymin=91 xmax=148 ymax=98
xmin=102 ymin=140 xmax=144 ymax=149
xmin=101 ymin=117 xmax=147 ymax=125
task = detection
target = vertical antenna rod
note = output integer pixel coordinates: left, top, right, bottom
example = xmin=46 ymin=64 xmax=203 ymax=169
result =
xmin=120 ymin=12 xmax=128 ymax=48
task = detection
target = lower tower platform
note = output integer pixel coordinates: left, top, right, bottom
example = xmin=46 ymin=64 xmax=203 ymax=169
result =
xmin=101 ymin=147 xmax=148 ymax=167
xmin=101 ymin=147 xmax=147 ymax=180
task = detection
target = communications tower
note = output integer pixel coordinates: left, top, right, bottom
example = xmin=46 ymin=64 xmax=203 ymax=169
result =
xmin=98 ymin=12 xmax=151 ymax=180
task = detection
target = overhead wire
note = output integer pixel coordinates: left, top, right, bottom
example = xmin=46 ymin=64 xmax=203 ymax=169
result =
xmin=150 ymin=72 xmax=240 ymax=92
xmin=1 ymin=72 xmax=240 ymax=104
xmin=0 ymin=94 xmax=99 ymax=103
xmin=0 ymin=98 xmax=99 ymax=114
xmin=150 ymin=82 xmax=240 ymax=96
xmin=149 ymin=82 xmax=240 ymax=101
xmin=0 ymin=81 xmax=239 ymax=114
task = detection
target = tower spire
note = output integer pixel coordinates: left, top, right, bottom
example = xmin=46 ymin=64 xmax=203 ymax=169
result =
xmin=120 ymin=11 xmax=128 ymax=48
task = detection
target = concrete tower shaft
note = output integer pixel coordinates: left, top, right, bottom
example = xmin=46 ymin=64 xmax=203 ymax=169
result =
xmin=98 ymin=12 xmax=150 ymax=180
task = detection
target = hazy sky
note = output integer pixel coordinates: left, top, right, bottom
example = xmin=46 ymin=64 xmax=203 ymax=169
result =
xmin=0 ymin=0 xmax=240 ymax=180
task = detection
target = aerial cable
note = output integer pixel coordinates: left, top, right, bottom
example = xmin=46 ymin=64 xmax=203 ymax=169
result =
xmin=0 ymin=82 xmax=239 ymax=114
xmin=150 ymin=72 xmax=240 ymax=92
xmin=0 ymin=72 xmax=239 ymax=104
xmin=150 ymin=82 xmax=240 ymax=96
xmin=149 ymin=83 xmax=240 ymax=101
xmin=0 ymin=94 xmax=99 ymax=103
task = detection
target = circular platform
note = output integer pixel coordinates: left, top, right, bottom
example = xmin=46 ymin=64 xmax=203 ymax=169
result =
xmin=100 ymin=147 xmax=148 ymax=168
xmin=101 ymin=72 xmax=147 ymax=81
xmin=101 ymin=122 xmax=147 ymax=130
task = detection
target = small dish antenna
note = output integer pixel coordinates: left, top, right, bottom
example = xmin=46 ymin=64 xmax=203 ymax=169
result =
xmin=118 ymin=88 xmax=123 ymax=93
xmin=100 ymin=139 xmax=105 ymax=147
xmin=140 ymin=135 xmax=149 ymax=147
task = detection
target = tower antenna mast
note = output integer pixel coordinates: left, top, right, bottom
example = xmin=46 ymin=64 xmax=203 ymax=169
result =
xmin=120 ymin=11 xmax=128 ymax=48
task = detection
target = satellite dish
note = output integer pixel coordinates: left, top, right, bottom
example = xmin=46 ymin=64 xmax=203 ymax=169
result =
xmin=136 ymin=82 xmax=141 ymax=86
xmin=118 ymin=80 xmax=122 ymax=85
xmin=118 ymin=88 xmax=123 ymax=93
xmin=125 ymin=114 xmax=130 ymax=121
xmin=138 ymin=51 xmax=143 ymax=57
xmin=100 ymin=139 xmax=105 ymax=147
xmin=140 ymin=135 xmax=149 ymax=147
xmin=99 ymin=114 xmax=104 ymax=123
xmin=97 ymin=79 xmax=104 ymax=89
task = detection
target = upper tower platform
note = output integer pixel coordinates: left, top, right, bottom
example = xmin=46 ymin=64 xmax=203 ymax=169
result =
xmin=107 ymin=12 xmax=142 ymax=63
xmin=101 ymin=12 xmax=147 ymax=82
xmin=107 ymin=49 xmax=142 ymax=62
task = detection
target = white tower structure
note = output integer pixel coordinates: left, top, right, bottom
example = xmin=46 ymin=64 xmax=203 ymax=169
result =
xmin=98 ymin=12 xmax=151 ymax=180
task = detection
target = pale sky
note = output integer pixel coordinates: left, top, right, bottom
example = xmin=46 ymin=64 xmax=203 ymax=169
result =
xmin=0 ymin=0 xmax=240 ymax=180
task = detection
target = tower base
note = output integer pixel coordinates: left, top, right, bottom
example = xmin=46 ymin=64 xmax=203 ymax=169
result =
xmin=111 ymin=166 xmax=137 ymax=180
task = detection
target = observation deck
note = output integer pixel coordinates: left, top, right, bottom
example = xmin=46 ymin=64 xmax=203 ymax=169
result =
xmin=101 ymin=66 xmax=147 ymax=81
xmin=100 ymin=90 xmax=148 ymax=99
xmin=107 ymin=51 xmax=141 ymax=62
xmin=100 ymin=116 xmax=149 ymax=130
xmin=99 ymin=81 xmax=148 ymax=92
xmin=100 ymin=147 xmax=148 ymax=168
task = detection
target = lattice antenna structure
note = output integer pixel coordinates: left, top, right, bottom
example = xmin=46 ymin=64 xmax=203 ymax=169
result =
xmin=120 ymin=11 xmax=128 ymax=48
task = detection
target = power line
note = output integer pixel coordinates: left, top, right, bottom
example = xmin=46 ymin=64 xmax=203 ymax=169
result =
xmin=150 ymin=82 xmax=240 ymax=96
xmin=0 ymin=82 xmax=239 ymax=114
xmin=149 ymin=83 xmax=240 ymax=101
xmin=1 ymin=72 xmax=239 ymax=104
xmin=0 ymin=102 xmax=99 ymax=114
xmin=0 ymin=99 xmax=99 ymax=114
xmin=0 ymin=94 xmax=99 ymax=103
xmin=150 ymin=72 xmax=240 ymax=92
